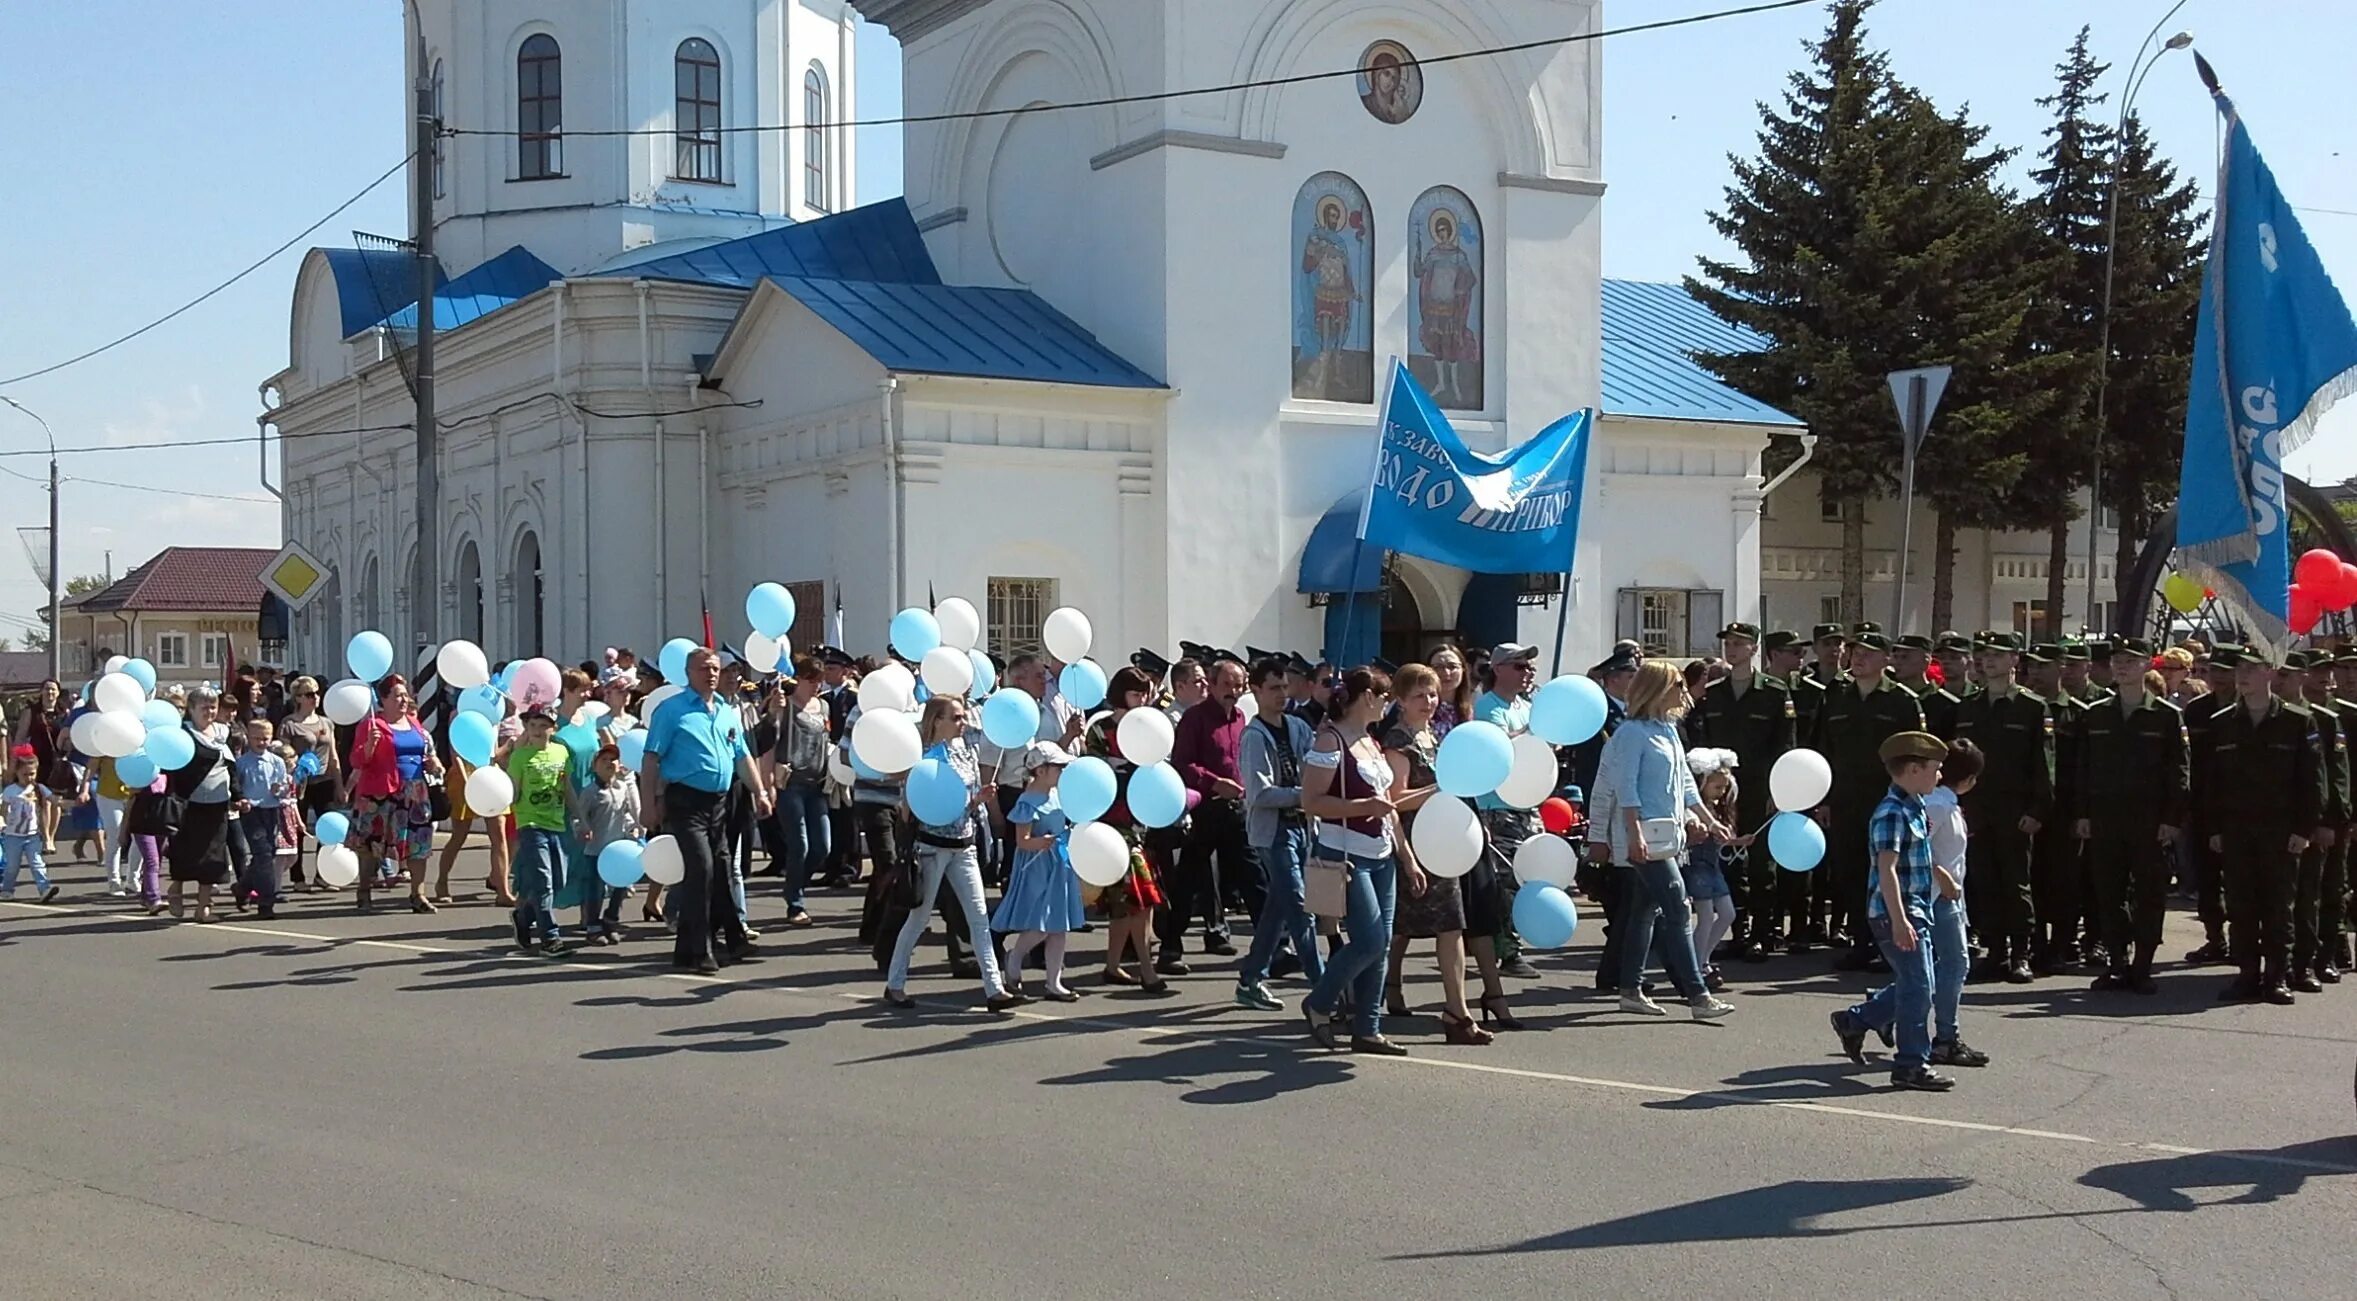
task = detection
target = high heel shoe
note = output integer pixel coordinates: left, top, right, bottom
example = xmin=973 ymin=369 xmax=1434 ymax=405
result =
xmin=1476 ymin=993 xmax=1525 ymax=1031
xmin=1385 ymin=979 xmax=1410 ymax=1017
xmin=642 ymin=901 xmax=663 ymax=923
xmin=1441 ymin=1011 xmax=1495 ymax=1046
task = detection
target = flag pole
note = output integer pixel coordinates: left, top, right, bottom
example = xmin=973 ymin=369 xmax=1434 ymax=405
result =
xmin=1549 ymin=515 xmax=1575 ymax=679
xmin=1337 ymin=362 xmax=1399 ymax=667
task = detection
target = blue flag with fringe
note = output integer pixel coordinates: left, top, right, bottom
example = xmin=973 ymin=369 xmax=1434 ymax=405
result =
xmin=2177 ymin=57 xmax=2357 ymax=643
xmin=1357 ymin=360 xmax=1592 ymax=575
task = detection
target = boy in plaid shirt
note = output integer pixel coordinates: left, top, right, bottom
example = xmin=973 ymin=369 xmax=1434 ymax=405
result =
xmin=1829 ymin=731 xmax=1956 ymax=1092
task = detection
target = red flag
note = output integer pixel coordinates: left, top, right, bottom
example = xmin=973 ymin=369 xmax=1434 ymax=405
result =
xmin=702 ymin=598 xmax=714 ymax=650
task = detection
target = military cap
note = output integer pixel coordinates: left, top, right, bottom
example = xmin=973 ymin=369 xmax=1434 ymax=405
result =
xmin=1212 ymin=648 xmax=1248 ymax=667
xmin=1763 ymin=630 xmax=1805 ymax=654
xmin=1130 ymin=648 xmax=1174 ymax=678
xmin=1284 ymin=652 xmax=1316 ymax=676
xmin=2106 ymin=635 xmax=2154 ymax=659
xmin=1894 ymin=634 xmax=1935 ymax=653
xmin=2209 ymin=644 xmax=2250 ymax=668
xmin=1975 ymin=630 xmax=2024 ymax=653
xmin=2284 ymin=649 xmax=2318 ymax=671
xmin=1181 ymin=640 xmax=1215 ymax=662
xmin=2025 ymin=642 xmax=2062 ymax=665
xmin=2061 ymin=639 xmax=2093 ymax=662
xmin=819 ymin=646 xmax=855 ymax=668
xmin=1851 ymin=631 xmax=1894 ymax=652
xmin=1369 ymin=655 xmax=1401 ymax=675
xmin=1719 ymin=622 xmax=1762 ymax=644
xmin=1934 ymin=631 xmax=1976 ymax=655
xmin=1591 ymin=648 xmax=1641 ymax=677
xmin=1851 ymin=621 xmax=1886 ymax=637
xmin=1878 ymin=730 xmax=1950 ymax=765
xmin=1812 ymin=623 xmax=1849 ymax=644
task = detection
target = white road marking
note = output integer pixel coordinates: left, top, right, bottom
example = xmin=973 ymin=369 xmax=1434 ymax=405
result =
xmin=5 ymin=900 xmax=2348 ymax=1176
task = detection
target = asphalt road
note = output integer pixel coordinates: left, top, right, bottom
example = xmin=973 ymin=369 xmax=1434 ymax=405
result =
xmin=5 ymin=843 xmax=2356 ymax=1299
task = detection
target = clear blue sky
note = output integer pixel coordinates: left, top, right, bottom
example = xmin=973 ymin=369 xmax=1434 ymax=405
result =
xmin=0 ymin=0 xmax=2350 ymax=638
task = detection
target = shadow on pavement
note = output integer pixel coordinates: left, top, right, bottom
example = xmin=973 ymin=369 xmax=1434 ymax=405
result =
xmin=1393 ymin=1176 xmax=1976 ymax=1256
xmin=580 ymin=1008 xmax=857 ymax=1060
xmin=2079 ymin=1137 xmax=2357 ymax=1211
xmin=1641 ymin=1061 xmax=1885 ymax=1110
xmin=1038 ymin=1026 xmax=1354 ymax=1104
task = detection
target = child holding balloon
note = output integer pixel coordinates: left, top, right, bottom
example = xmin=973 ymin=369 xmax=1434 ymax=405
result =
xmin=1683 ymin=748 xmax=1746 ymax=993
xmin=498 ymin=705 xmax=576 ymax=955
xmin=993 ymin=744 xmax=1085 ymax=1001
xmin=575 ymin=741 xmax=642 ymax=942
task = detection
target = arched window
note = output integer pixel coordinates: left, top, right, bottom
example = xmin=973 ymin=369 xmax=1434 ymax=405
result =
xmin=1407 ymin=186 xmax=1484 ymax=410
xmin=804 ymin=64 xmax=831 ymax=211
xmin=513 ymin=530 xmax=544 ymax=658
xmin=455 ymin=540 xmax=483 ymax=646
xmin=675 ymin=39 xmax=724 ymax=181
xmin=517 ymin=33 xmax=563 ymax=179
xmin=1289 ymin=172 xmax=1373 ymax=403
xmin=430 ymin=58 xmax=446 ymax=198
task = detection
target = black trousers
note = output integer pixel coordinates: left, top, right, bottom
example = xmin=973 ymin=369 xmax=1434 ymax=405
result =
xmin=2195 ymin=826 xmax=2228 ymax=942
xmin=2295 ymin=831 xmax=2345 ymax=971
xmin=1158 ymin=797 xmax=1251 ymax=953
xmin=2222 ymin=824 xmax=2298 ymax=983
xmin=853 ymin=806 xmax=971 ymax=967
xmin=1729 ymin=785 xmax=1775 ymax=941
xmin=2034 ymin=824 xmax=2081 ymax=954
xmin=827 ymin=803 xmax=859 ymax=880
xmin=1826 ymin=799 xmax=1876 ymax=948
xmin=667 ymin=786 xmax=744 ymax=967
xmin=2087 ymin=823 xmax=2168 ymax=971
xmin=1965 ymin=822 xmax=2037 ymax=962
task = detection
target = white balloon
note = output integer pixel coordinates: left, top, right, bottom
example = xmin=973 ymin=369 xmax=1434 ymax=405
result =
xmin=827 ymin=748 xmax=856 ymax=787
xmin=858 ymin=663 xmax=917 ymax=715
xmin=1410 ymin=793 xmax=1484 ymax=879
xmin=103 ymin=654 xmax=129 ymax=676
xmin=640 ymin=834 xmax=686 ymax=886
xmin=324 ymin=678 xmax=374 ymax=726
xmin=1116 ymin=706 xmax=1175 ymax=767
xmin=93 ymin=672 xmax=146 ymax=715
xmin=314 ymin=844 xmax=361 ymax=889
xmin=935 ymin=596 xmax=982 ymax=652
xmin=90 ymin=710 xmax=146 ymax=759
xmin=852 ymin=709 xmax=923 ymax=774
xmin=1068 ymin=821 xmax=1132 ymax=888
xmin=1496 ymin=732 xmax=1560 ymax=809
xmin=436 ymin=639 xmax=491 ymax=690
xmin=744 ymin=631 xmax=785 ymax=674
xmin=1769 ymin=748 xmax=1834 ymax=812
xmin=920 ymin=645 xmax=974 ymax=696
xmin=1513 ymin=833 xmax=1579 ymax=890
xmin=639 ymin=684 xmax=684 ymax=721
xmin=464 ymin=766 xmax=515 ymax=817
xmin=1041 ymin=607 xmax=1093 ymax=664
xmin=69 ymin=711 xmax=109 ymax=760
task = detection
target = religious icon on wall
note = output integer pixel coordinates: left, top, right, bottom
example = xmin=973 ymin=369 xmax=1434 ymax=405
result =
xmin=1407 ymin=186 xmax=1483 ymax=410
xmin=1291 ymin=172 xmax=1374 ymax=403
xmin=1357 ymin=41 xmax=1423 ymax=125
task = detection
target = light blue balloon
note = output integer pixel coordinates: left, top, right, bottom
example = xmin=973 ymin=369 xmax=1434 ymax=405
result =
xmin=914 ymin=681 xmax=932 ymax=704
xmin=617 ymin=728 xmax=648 ymax=771
xmin=121 ymin=658 xmax=157 ymax=693
xmin=659 ymin=637 xmax=698 ymax=684
xmin=1530 ymin=675 xmax=1609 ymax=747
xmin=597 ymin=840 xmax=646 ymax=888
xmin=142 ymin=724 xmax=195 ymax=771
xmin=1127 ymin=760 xmax=1186 ymax=829
xmin=140 ymin=700 xmax=182 ymax=731
xmin=450 ymin=712 xmax=497 ymax=767
xmin=347 ymin=630 xmax=395 ymax=683
xmin=968 ymin=649 xmax=996 ymax=698
xmin=112 ymin=753 xmax=158 ymax=789
xmin=852 ymin=751 xmax=887 ymax=782
xmin=1059 ymin=756 xmax=1117 ymax=824
xmin=1513 ymin=883 xmax=1580 ymax=949
xmin=745 ymin=583 xmax=798 ymax=639
xmin=495 ymin=661 xmax=518 ymax=691
xmin=1767 ymin=811 xmax=1826 ymax=872
xmin=1434 ymin=720 xmax=1514 ymax=797
xmin=458 ymin=683 xmax=506 ymax=721
xmin=1059 ymin=659 xmax=1108 ymax=711
xmin=906 ymin=756 xmax=970 ymax=825
xmin=981 ymin=690 xmax=1040 ymax=749
xmin=890 ymin=607 xmax=941 ymax=660
xmin=314 ymin=811 xmax=351 ymax=847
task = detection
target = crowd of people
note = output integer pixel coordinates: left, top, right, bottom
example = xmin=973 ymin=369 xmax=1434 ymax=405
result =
xmin=1 ymin=614 xmax=2331 ymax=1092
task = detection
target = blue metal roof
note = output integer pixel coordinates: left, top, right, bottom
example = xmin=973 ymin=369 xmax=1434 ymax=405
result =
xmin=770 ymin=275 xmax=1164 ymax=389
xmin=1599 ymin=279 xmax=1803 ymax=427
xmin=321 ymin=247 xmax=446 ymax=339
xmin=380 ymin=245 xmax=560 ymax=333
xmin=602 ymin=198 xmax=942 ymax=290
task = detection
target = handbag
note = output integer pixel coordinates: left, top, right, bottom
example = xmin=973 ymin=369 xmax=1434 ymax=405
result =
xmin=883 ymin=853 xmax=924 ymax=911
xmin=1306 ymin=847 xmax=1350 ymax=919
xmin=1638 ymin=816 xmax=1684 ymax=862
xmin=127 ymin=790 xmax=185 ymax=838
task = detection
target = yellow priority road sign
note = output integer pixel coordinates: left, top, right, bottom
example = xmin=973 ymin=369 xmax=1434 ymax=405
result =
xmin=260 ymin=540 xmax=331 ymax=611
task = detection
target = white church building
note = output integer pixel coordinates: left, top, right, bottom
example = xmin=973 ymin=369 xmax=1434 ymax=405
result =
xmin=267 ymin=0 xmax=1804 ymax=675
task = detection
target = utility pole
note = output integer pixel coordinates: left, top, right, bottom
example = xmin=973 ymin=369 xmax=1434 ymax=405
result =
xmin=410 ymin=1 xmax=439 ymax=654
xmin=47 ymin=454 xmax=59 ymax=683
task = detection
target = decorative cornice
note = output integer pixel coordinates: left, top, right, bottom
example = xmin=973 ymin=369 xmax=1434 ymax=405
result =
xmin=850 ymin=0 xmax=994 ymax=44
xmin=1496 ymin=171 xmax=1607 ymax=197
xmin=1090 ymin=130 xmax=1286 ymax=172
xmin=914 ymin=206 xmax=969 ymax=233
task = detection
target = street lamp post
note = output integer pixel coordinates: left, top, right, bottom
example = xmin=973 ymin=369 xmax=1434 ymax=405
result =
xmin=2085 ymin=9 xmax=2195 ymax=632
xmin=0 ymin=394 xmax=62 ymax=683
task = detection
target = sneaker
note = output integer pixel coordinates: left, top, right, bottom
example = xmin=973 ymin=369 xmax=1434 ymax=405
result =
xmin=39 ymin=885 xmax=60 ymax=904
xmin=1500 ymin=956 xmax=1542 ymax=980
xmin=1618 ymin=990 xmax=1667 ymax=1016
xmin=1890 ymin=1065 xmax=1957 ymax=1092
xmin=539 ymin=939 xmax=570 ymax=957
xmin=1829 ymin=1009 xmax=1867 ymax=1064
xmin=1929 ymin=1038 xmax=1991 ymax=1067
xmin=1689 ymin=995 xmax=1735 ymax=1021
xmin=109 ymin=885 xmax=129 ymax=898
xmin=1234 ymin=982 xmax=1283 ymax=1012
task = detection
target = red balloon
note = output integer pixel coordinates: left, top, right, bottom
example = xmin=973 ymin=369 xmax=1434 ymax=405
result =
xmin=2336 ymin=562 xmax=2357 ymax=609
xmin=2290 ymin=583 xmax=2324 ymax=635
xmin=1538 ymin=797 xmax=1575 ymax=835
xmin=2297 ymin=549 xmax=2342 ymax=590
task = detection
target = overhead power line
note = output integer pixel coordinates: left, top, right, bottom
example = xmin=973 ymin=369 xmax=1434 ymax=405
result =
xmin=0 ymin=395 xmax=763 ymax=461
xmin=445 ymin=0 xmax=1818 ymax=139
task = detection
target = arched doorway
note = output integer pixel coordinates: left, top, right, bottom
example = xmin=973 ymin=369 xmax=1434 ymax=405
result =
xmin=1380 ymin=569 xmax=1427 ymax=669
xmin=513 ymin=529 xmax=544 ymax=658
xmin=455 ymin=540 xmax=483 ymax=647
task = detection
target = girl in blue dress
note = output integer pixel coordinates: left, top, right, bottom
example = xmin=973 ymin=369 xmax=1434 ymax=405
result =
xmin=993 ymin=743 xmax=1086 ymax=1002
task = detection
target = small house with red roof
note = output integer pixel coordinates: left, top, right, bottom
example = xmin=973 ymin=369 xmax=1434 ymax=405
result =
xmin=59 ymin=547 xmax=279 ymax=685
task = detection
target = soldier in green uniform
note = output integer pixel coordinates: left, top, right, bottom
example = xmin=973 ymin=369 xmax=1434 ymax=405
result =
xmin=2075 ymin=636 xmax=2187 ymax=994
xmin=2026 ymin=642 xmax=2089 ymax=972
xmin=1812 ymin=630 xmax=1925 ymax=969
xmin=2204 ymin=646 xmax=2324 ymax=1004
xmin=1951 ymin=633 xmax=2053 ymax=983
xmin=2183 ymin=650 xmax=2241 ymax=965
xmin=1933 ymin=632 xmax=1978 ymax=700
xmin=1684 ymin=621 xmax=1797 ymax=961
xmin=1892 ymin=634 xmax=1959 ymax=740
xmin=1805 ymin=623 xmax=1848 ymax=690
xmin=1764 ymin=630 xmax=1826 ymax=949
xmin=2329 ymin=649 xmax=2357 ymax=974
xmin=2286 ymin=651 xmax=2348 ymax=991
xmin=2060 ymin=640 xmax=2105 ymax=703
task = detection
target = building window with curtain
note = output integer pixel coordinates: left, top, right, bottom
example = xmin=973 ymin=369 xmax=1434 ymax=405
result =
xmin=1614 ymin=587 xmax=1725 ymax=658
xmin=674 ymin=38 xmax=723 ymax=182
xmin=987 ymin=577 xmax=1057 ymax=656
xmin=803 ymin=64 xmax=831 ymax=211
xmin=517 ymin=34 xmax=563 ymax=179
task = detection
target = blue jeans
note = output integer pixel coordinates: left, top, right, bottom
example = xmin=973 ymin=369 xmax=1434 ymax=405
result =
xmin=1240 ymin=825 xmax=1323 ymax=989
xmin=1619 ymin=859 xmax=1707 ymax=998
xmin=1852 ymin=904 xmax=1938 ymax=1069
xmin=239 ymin=812 xmax=282 ymax=906
xmin=514 ymin=892 xmax=559 ymax=943
xmin=0 ymin=833 xmax=48 ymax=893
xmin=774 ymin=782 xmax=829 ymax=911
xmin=1304 ymin=851 xmax=1396 ymax=1038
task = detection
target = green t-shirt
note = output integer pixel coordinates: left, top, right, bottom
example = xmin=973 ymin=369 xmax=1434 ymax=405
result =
xmin=506 ymin=739 xmax=573 ymax=834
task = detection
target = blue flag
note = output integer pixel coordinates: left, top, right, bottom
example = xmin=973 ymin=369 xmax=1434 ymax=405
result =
xmin=1358 ymin=361 xmax=1591 ymax=575
xmin=2177 ymin=61 xmax=2357 ymax=643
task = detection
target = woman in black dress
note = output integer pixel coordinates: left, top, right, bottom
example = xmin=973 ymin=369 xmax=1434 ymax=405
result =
xmin=164 ymin=687 xmax=235 ymax=921
xmin=13 ymin=679 xmax=69 ymax=852
xmin=1381 ymin=663 xmax=1493 ymax=1044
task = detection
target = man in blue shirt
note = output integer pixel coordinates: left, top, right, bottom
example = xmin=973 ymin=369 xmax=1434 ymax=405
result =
xmin=1830 ymin=730 xmax=1955 ymax=1091
xmin=644 ymin=646 xmax=776 ymax=974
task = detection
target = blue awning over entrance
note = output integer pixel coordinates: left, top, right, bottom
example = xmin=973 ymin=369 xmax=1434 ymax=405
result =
xmin=1296 ymin=497 xmax=1383 ymax=595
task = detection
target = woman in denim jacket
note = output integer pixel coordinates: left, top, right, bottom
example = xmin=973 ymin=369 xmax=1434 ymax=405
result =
xmin=1595 ymin=661 xmax=1736 ymax=1021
